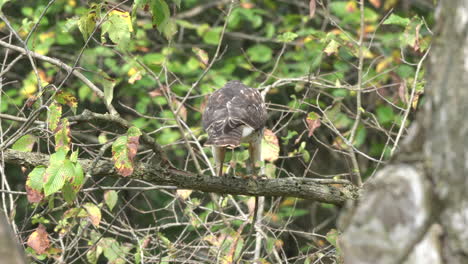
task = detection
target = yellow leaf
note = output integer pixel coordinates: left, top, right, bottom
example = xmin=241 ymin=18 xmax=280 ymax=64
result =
xmin=39 ymin=32 xmax=55 ymax=42
xmin=324 ymin=39 xmax=340 ymax=56
xmin=261 ymin=129 xmax=279 ymax=162
xmin=346 ymin=1 xmax=357 ymax=12
xmin=376 ymin=57 xmax=392 ymax=73
xmin=127 ymin=67 xmax=138 ymax=76
xmin=84 ymin=203 xmax=101 ymax=227
xmin=109 ymin=10 xmax=133 ymax=32
xmin=176 ymin=189 xmax=192 ymax=200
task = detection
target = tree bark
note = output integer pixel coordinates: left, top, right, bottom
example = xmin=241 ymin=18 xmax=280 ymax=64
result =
xmin=0 ymin=211 xmax=26 ymax=264
xmin=3 ymin=149 xmax=358 ymax=205
xmin=341 ymin=0 xmax=468 ymax=263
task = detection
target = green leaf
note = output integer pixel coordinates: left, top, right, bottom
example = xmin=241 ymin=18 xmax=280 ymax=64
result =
xmin=247 ymin=44 xmax=272 ymax=63
xmin=50 ymin=148 xmax=68 ymax=164
xmin=127 ymin=126 xmax=142 ymax=138
xmin=324 ymin=103 xmax=352 ymax=129
xmin=98 ymin=71 xmax=116 ymax=108
xmin=277 ymin=32 xmax=298 ymax=43
xmin=163 ymin=18 xmax=178 ymax=40
xmin=326 ymin=229 xmax=339 ymax=247
xmin=55 ymin=118 xmax=71 ymax=152
xmin=62 ymin=182 xmax=75 ymax=204
xmin=151 ymin=0 xmax=170 ymax=31
xmin=73 ymin=163 xmax=84 ymax=187
xmin=401 ymin=17 xmax=423 ymax=50
xmin=48 ymin=103 xmax=62 ymax=132
xmin=383 ymin=14 xmax=410 ymax=27
xmin=0 ymin=0 xmax=10 ymax=11
xmin=63 ymin=17 xmax=79 ymax=32
xmin=353 ymin=125 xmax=367 ymax=147
xmin=12 ymin=134 xmax=36 ymax=152
xmin=44 ymin=159 xmax=75 ymax=197
xmin=101 ymin=237 xmax=123 ymax=262
xmin=70 ymin=150 xmax=78 ymax=163
xmin=78 ymin=11 xmax=96 ymax=41
xmin=202 ymin=27 xmax=222 ymax=45
xmin=26 ymin=166 xmax=46 ymax=191
xmin=86 ymin=245 xmax=103 ymax=264
xmin=101 ymin=10 xmax=133 ymax=49
xmin=376 ymin=106 xmax=395 ymax=125
xmin=104 ymin=190 xmax=118 ymax=211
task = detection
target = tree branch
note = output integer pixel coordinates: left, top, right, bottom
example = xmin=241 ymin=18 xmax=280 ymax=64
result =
xmin=3 ymin=149 xmax=358 ymax=205
xmin=0 ymin=39 xmax=117 ymax=114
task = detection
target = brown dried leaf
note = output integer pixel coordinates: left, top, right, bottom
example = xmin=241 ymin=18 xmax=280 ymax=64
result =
xmin=246 ymin=197 xmax=256 ymax=215
xmin=26 ymin=186 xmax=44 ymax=203
xmin=309 ymin=0 xmax=316 ymax=18
xmin=148 ymin=89 xmax=163 ymax=97
xmin=398 ymin=81 xmax=407 ymax=103
xmin=306 ymin=113 xmax=321 ymax=137
xmin=27 ymin=224 xmax=50 ymax=255
xmin=240 ymin=2 xmax=254 ymax=9
xmin=369 ymin=0 xmax=381 ymax=8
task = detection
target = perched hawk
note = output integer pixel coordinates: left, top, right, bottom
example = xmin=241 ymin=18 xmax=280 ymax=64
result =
xmin=202 ymin=80 xmax=267 ymax=176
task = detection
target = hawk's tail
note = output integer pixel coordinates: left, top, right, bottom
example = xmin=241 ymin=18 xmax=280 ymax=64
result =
xmin=205 ymin=126 xmax=242 ymax=148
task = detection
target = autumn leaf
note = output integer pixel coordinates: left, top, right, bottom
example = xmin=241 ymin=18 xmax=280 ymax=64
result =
xmin=48 ymin=103 xmax=62 ymax=132
xmin=309 ymin=0 xmax=316 ymax=18
xmin=26 ymin=186 xmax=44 ymax=203
xmin=262 ymin=129 xmax=280 ymax=162
xmin=55 ymin=91 xmax=78 ymax=114
xmin=84 ymin=203 xmax=101 ymax=227
xmin=306 ymin=112 xmax=321 ymax=137
xmin=55 ymin=118 xmax=71 ymax=152
xmin=12 ymin=134 xmax=36 ymax=152
xmin=27 ymin=224 xmax=50 ymax=255
xmin=346 ymin=0 xmax=357 ymax=12
xmin=112 ymin=126 xmax=142 ymax=177
xmin=192 ymin=47 xmax=209 ymax=66
xmin=324 ymin=39 xmax=340 ymax=56
xmin=369 ymin=0 xmax=381 ymax=8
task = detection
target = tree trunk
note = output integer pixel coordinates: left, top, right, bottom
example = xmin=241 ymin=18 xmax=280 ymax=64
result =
xmin=0 ymin=212 xmax=26 ymax=264
xmin=340 ymin=0 xmax=468 ymax=263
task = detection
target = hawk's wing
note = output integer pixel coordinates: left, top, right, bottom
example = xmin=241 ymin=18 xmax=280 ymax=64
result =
xmin=202 ymin=81 xmax=267 ymax=147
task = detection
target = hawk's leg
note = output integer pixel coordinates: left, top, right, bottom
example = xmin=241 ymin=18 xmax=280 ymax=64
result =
xmin=212 ymin=146 xmax=226 ymax=176
xmin=248 ymin=132 xmax=264 ymax=177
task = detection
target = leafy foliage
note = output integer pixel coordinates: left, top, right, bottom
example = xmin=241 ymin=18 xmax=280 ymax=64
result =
xmin=0 ymin=0 xmax=434 ymax=262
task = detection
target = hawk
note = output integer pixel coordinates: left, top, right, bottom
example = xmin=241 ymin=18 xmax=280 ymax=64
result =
xmin=202 ymin=80 xmax=267 ymax=176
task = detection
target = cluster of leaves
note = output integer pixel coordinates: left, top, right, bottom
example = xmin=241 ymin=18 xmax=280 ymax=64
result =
xmin=1 ymin=0 xmax=434 ymax=262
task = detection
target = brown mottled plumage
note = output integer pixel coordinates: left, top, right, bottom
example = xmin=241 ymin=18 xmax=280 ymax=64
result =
xmin=202 ymin=80 xmax=267 ymax=176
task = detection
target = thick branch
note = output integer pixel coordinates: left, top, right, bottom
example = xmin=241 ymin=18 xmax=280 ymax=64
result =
xmin=3 ymin=149 xmax=358 ymax=205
